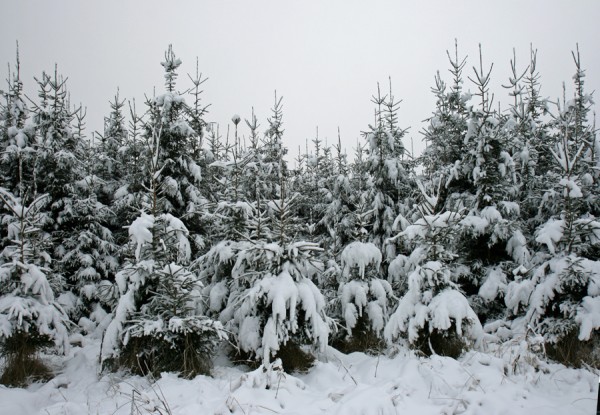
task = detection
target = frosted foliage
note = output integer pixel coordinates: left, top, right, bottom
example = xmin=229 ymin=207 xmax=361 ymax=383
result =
xmin=239 ymin=316 xmax=261 ymax=353
xmin=479 ymin=267 xmax=507 ymax=302
xmin=367 ymin=300 xmax=385 ymax=333
xmin=385 ymin=262 xmax=482 ymax=344
xmin=127 ymin=212 xmax=192 ymax=263
xmin=388 ymin=248 xmax=426 ymax=283
xmin=384 ymin=159 xmax=398 ymax=182
xmin=549 ymin=140 xmax=584 ymax=174
xmin=505 ymin=278 xmax=535 ymax=314
xmin=162 ymin=213 xmax=191 ymax=263
xmin=340 ymin=279 xmax=392 ymax=335
xmin=154 ymin=92 xmax=185 ymax=122
xmin=504 ymin=253 xmax=600 ymax=341
xmin=506 ymin=230 xmax=530 ymax=264
xmin=428 ymin=290 xmax=483 ymax=339
xmin=129 ymin=212 xmax=154 ymax=261
xmin=535 ymin=219 xmax=565 ymax=255
xmin=188 ymin=159 xmax=202 ymax=183
xmin=221 ymin=241 xmax=329 ymax=364
xmin=209 ymin=281 xmax=228 ymax=312
xmin=461 ymin=206 xmax=503 ymax=234
xmin=415 ymin=181 xmax=437 ymax=212
xmin=261 ymin=317 xmax=279 ymax=364
xmin=0 ymin=263 xmax=69 ymax=352
xmin=170 ymin=119 xmax=194 ymax=137
xmin=559 ymin=178 xmax=583 ymax=198
xmin=576 ymin=296 xmax=600 ymax=340
xmin=387 ymin=255 xmax=408 ymax=282
xmin=163 ymin=177 xmax=179 ymax=197
xmin=460 ymin=215 xmax=489 ymax=236
xmin=341 ymin=242 xmax=382 ymax=279
xmin=101 ymin=289 xmax=135 ymax=360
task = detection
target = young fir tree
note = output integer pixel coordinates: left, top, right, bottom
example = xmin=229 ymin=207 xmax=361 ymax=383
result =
xmin=208 ymin=115 xmax=256 ymax=242
xmin=292 ymin=128 xmax=336 ymax=243
xmin=142 ymin=46 xmax=206 ymax=250
xmin=0 ymin=47 xmax=35 ymax=200
xmin=198 ymin=201 xmax=330 ymax=371
xmin=197 ymin=102 xmax=330 ymax=371
xmin=0 ymin=48 xmax=36 ymax=260
xmin=419 ymin=41 xmax=471 ymax=213
xmin=100 ymin=46 xmax=225 ymax=378
xmin=505 ymin=50 xmax=600 ymax=366
xmin=318 ymin=132 xmax=355 ymax=254
xmin=54 ymin=108 xmax=119 ymax=325
xmin=94 ymin=91 xmax=128 ymax=207
xmin=0 ymin=189 xmax=68 ymax=386
xmin=448 ymin=47 xmax=528 ymax=320
xmin=0 ymin=53 xmax=69 ymax=386
xmin=331 ymin=240 xmax=392 ymax=353
xmin=385 ymin=180 xmax=483 ymax=357
xmin=502 ymin=47 xmax=550 ymax=223
xmin=362 ymin=80 xmax=413 ymax=263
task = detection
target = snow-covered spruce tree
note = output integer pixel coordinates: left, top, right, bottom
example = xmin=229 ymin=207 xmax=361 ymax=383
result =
xmin=109 ymin=99 xmax=148 ymax=244
xmin=292 ymin=128 xmax=336 ymax=243
xmin=100 ymin=208 xmax=226 ymax=377
xmin=419 ymin=41 xmax=471 ymax=213
xmin=0 ymin=47 xmax=36 ymax=200
xmin=331 ymin=241 xmax=392 ymax=353
xmin=242 ymin=109 xmax=271 ymax=241
xmin=0 ymin=49 xmax=36 ymax=257
xmin=197 ymin=120 xmax=329 ymax=372
xmin=94 ymin=91 xmax=128 ymax=208
xmin=100 ymin=47 xmax=225 ymax=378
xmin=505 ymin=51 xmax=600 ymax=367
xmin=0 ymin=188 xmax=68 ymax=386
xmin=416 ymin=45 xmax=526 ymax=328
xmin=362 ymin=80 xmax=413 ymax=263
xmin=385 ymin=181 xmax=483 ymax=357
xmin=30 ymin=67 xmax=83 ymax=208
xmin=207 ymin=115 xmax=256 ymax=242
xmin=139 ymin=45 xmax=206 ymax=252
xmin=348 ymin=140 xmax=373 ymax=243
xmin=261 ymin=92 xmax=288 ymax=201
xmin=185 ymin=57 xmax=209 ymax=161
xmin=199 ymin=236 xmax=329 ymax=371
xmin=56 ymin=169 xmax=119 ymax=327
xmin=318 ymin=133 xmax=355 ymax=254
xmin=501 ymin=47 xmax=552 ymax=232
xmin=25 ymin=67 xmax=100 ymax=320
xmin=448 ymin=48 xmax=529 ymax=324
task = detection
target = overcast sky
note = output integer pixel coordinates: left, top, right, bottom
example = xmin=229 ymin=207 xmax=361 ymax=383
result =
xmin=1 ymin=1 xmax=599 ymax=160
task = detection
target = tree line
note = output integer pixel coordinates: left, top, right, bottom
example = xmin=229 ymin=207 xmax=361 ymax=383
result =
xmin=0 ymin=43 xmax=598 ymax=386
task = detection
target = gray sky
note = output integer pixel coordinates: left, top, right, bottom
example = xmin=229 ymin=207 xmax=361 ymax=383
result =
xmin=1 ymin=0 xmax=599 ymax=160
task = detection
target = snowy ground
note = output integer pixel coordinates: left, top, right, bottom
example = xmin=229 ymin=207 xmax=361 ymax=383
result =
xmin=0 ymin=338 xmax=597 ymax=415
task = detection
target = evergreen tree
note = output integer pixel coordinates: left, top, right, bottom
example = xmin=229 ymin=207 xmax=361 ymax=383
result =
xmin=100 ymin=47 xmax=225 ymax=378
xmin=0 ymin=187 xmax=68 ymax=386
xmin=362 ymin=80 xmax=413 ymax=262
xmin=505 ymin=53 xmax=600 ymax=345
xmin=420 ymin=41 xmax=471 ymax=212
xmin=385 ymin=181 xmax=483 ymax=357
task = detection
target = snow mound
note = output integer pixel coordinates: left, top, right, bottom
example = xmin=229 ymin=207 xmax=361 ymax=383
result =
xmin=0 ymin=338 xmax=597 ymax=415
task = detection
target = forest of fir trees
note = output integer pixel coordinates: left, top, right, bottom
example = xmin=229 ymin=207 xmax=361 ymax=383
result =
xmin=0 ymin=43 xmax=599 ymax=386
